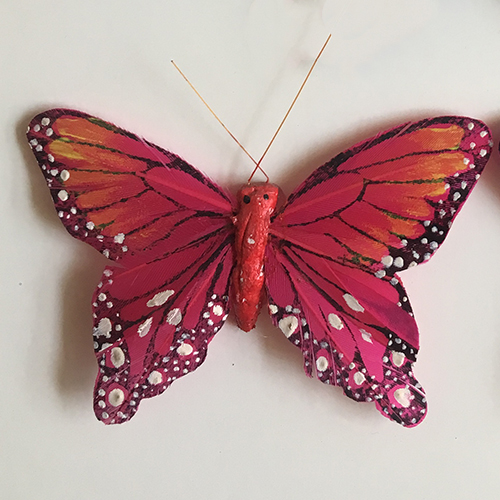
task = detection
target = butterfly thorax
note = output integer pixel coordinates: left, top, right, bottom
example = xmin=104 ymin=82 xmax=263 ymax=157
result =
xmin=231 ymin=183 xmax=279 ymax=331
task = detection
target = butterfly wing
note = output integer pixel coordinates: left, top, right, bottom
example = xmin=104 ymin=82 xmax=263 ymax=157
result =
xmin=267 ymin=117 xmax=492 ymax=426
xmin=92 ymin=231 xmax=233 ymax=424
xmin=266 ymin=243 xmax=425 ymax=426
xmin=27 ymin=109 xmax=235 ymax=424
xmin=27 ymin=109 xmax=234 ymax=265
xmin=271 ymin=117 xmax=491 ymax=274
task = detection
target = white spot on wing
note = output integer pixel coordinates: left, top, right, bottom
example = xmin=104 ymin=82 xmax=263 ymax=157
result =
xmin=360 ymin=329 xmax=372 ymax=343
xmin=114 ymin=233 xmax=125 ymax=244
xmin=394 ymin=387 xmax=412 ymax=408
xmin=138 ymin=317 xmax=153 ymax=337
xmin=176 ymin=342 xmax=193 ymax=356
xmin=58 ymin=190 xmax=68 ymax=201
xmin=392 ymin=351 xmax=405 ymax=367
xmin=108 ymin=388 xmax=125 ymax=407
xmin=343 ymin=294 xmax=364 ymax=312
xmin=94 ymin=317 xmax=112 ymax=338
xmin=147 ymin=290 xmax=174 ymax=307
xmin=353 ymin=372 xmax=365 ymax=385
xmin=393 ymin=257 xmax=404 ymax=268
xmin=316 ymin=356 xmax=328 ymax=372
xmin=269 ymin=304 xmax=278 ymax=315
xmin=279 ymin=316 xmax=298 ymax=338
xmin=381 ymin=255 xmax=393 ymax=267
xmin=166 ymin=308 xmax=182 ymax=326
xmin=328 ymin=313 xmax=343 ymax=330
xmin=110 ymin=347 xmax=125 ymax=368
xmin=213 ymin=305 xmax=224 ymax=316
xmin=148 ymin=370 xmax=163 ymax=385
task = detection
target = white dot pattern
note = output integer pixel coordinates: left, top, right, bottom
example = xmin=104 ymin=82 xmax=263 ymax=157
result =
xmin=91 ymin=258 xmax=232 ymax=424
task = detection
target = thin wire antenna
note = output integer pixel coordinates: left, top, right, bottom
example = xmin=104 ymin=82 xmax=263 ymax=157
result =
xmin=247 ymin=34 xmax=332 ymax=184
xmin=171 ymin=60 xmax=269 ymax=182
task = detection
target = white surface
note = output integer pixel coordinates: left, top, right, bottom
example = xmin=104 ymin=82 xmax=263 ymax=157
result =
xmin=2 ymin=1 xmax=500 ymax=499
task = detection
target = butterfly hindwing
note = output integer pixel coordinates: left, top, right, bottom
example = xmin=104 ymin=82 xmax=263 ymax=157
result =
xmin=265 ymin=243 xmax=426 ymax=426
xmin=93 ymin=231 xmax=233 ymax=424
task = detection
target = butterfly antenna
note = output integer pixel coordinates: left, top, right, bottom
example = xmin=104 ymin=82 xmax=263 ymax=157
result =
xmin=171 ymin=60 xmax=269 ymax=182
xmin=247 ymin=34 xmax=332 ymax=184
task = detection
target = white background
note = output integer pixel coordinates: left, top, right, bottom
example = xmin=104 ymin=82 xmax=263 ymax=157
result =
xmin=2 ymin=1 xmax=500 ymax=498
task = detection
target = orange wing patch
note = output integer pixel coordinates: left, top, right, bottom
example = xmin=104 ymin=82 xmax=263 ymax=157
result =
xmin=341 ymin=201 xmax=423 ymax=247
xmin=49 ymin=141 xmax=148 ymax=173
xmin=361 ymin=152 xmax=466 ymax=183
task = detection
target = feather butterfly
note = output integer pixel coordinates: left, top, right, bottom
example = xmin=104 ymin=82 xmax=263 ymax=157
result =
xmin=26 ymin=109 xmax=491 ymax=426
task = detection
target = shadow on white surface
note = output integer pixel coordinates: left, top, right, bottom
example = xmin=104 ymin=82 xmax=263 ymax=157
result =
xmin=17 ymin=110 xmax=102 ymax=405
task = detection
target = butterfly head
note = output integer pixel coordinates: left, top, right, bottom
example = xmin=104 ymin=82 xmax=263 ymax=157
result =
xmin=237 ymin=183 xmax=279 ymax=215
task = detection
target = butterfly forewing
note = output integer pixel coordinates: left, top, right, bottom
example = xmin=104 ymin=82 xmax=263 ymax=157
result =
xmin=27 ymin=109 xmax=234 ymax=265
xmin=271 ymin=117 xmax=492 ymax=276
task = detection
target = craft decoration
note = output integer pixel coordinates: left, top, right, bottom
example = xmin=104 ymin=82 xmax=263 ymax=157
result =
xmin=26 ymin=109 xmax=492 ymax=426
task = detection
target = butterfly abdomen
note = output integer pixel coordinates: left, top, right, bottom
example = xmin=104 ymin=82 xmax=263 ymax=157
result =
xmin=232 ymin=183 xmax=279 ymax=331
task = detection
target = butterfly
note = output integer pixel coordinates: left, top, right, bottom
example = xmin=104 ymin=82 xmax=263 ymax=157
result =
xmin=26 ymin=109 xmax=492 ymax=426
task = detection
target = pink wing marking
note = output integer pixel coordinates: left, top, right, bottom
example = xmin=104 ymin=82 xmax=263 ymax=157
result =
xmin=93 ymin=231 xmax=233 ymax=424
xmin=266 ymin=238 xmax=426 ymax=427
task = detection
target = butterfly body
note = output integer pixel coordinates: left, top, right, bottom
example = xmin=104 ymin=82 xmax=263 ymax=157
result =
xmin=232 ymin=183 xmax=279 ymax=331
xmin=26 ymin=109 xmax=492 ymax=426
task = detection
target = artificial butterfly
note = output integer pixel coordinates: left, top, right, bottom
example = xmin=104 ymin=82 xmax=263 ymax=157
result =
xmin=27 ymin=109 xmax=492 ymax=426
